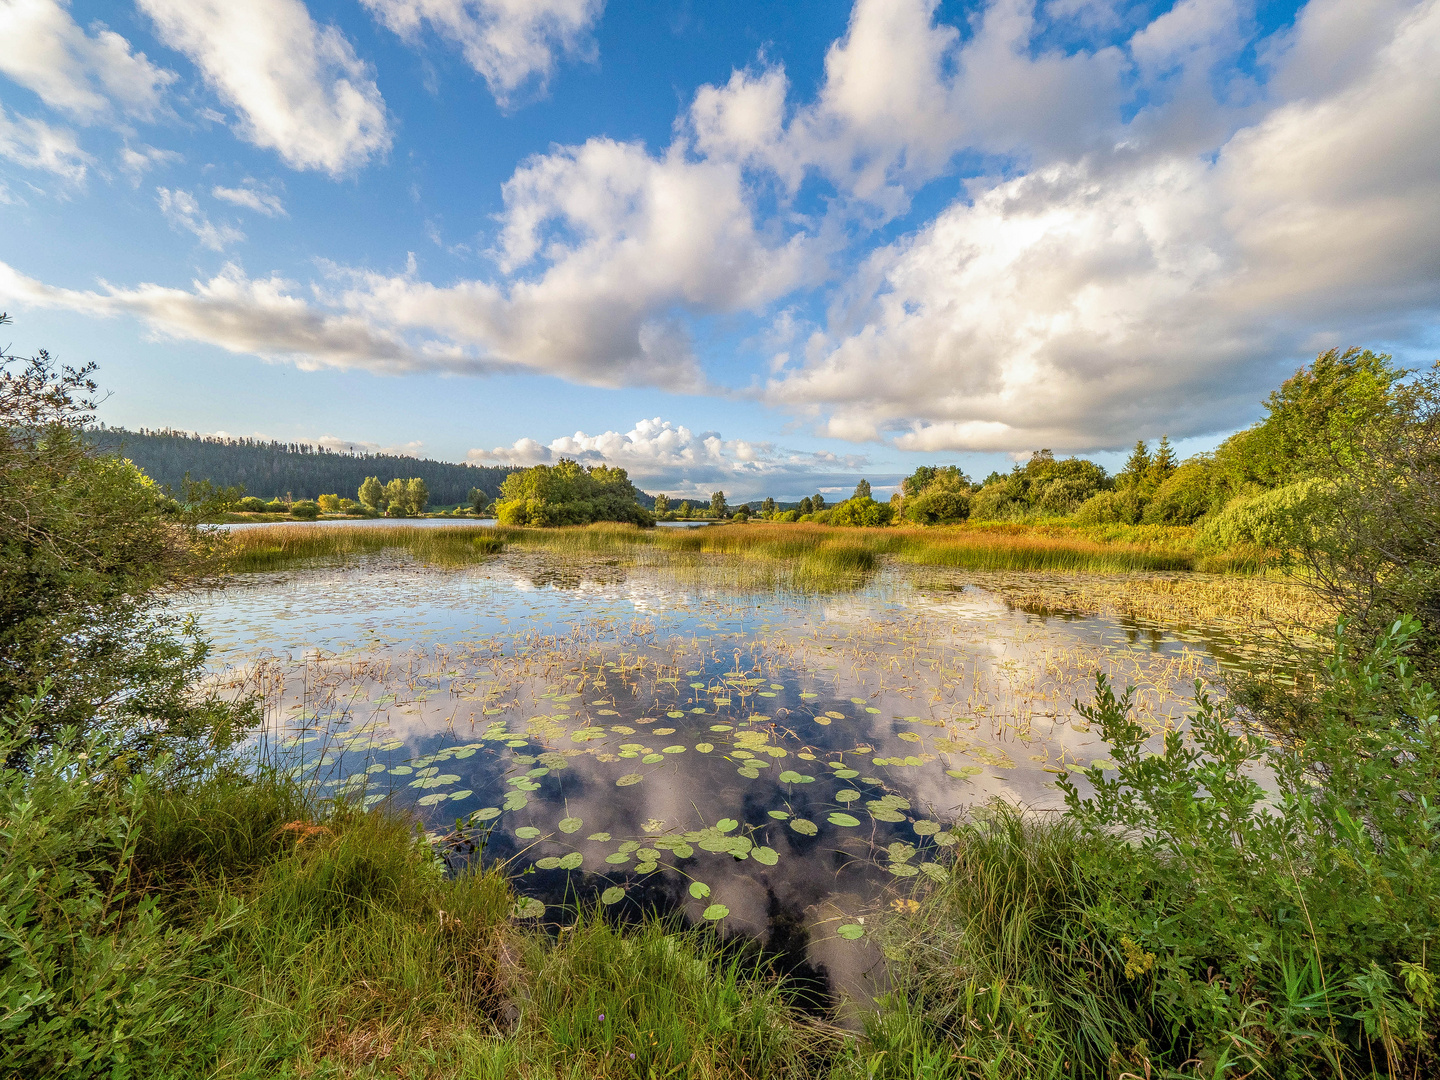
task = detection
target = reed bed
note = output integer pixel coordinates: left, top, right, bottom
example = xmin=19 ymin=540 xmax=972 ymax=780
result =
xmin=223 ymin=518 xmax=1270 ymax=586
xmin=226 ymin=523 xmax=503 ymax=572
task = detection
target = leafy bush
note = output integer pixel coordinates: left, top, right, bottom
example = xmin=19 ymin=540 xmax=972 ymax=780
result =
xmin=236 ymin=496 xmax=268 ymax=512
xmin=1194 ymin=477 xmax=1326 ymax=552
xmin=0 ymin=695 xmax=227 ymax=1079
xmin=904 ymin=489 xmax=971 ymax=524
xmin=495 ymin=459 xmax=653 ymax=527
xmin=1141 ymin=456 xmax=1215 ymax=524
xmin=827 ymin=496 xmax=893 ymax=527
xmin=289 ymin=499 xmax=319 ymax=520
xmin=1073 ymin=488 xmax=1143 ymax=525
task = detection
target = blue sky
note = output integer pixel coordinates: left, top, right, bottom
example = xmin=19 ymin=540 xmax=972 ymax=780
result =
xmin=1 ymin=0 xmax=1437 ymax=498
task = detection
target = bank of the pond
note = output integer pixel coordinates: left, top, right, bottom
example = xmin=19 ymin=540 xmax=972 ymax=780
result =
xmin=223 ymin=519 xmax=1266 ymax=580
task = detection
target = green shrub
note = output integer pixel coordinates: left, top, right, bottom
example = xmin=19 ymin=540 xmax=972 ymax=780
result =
xmin=1194 ymin=477 xmax=1326 ymax=552
xmin=904 ymin=489 xmax=971 ymax=524
xmin=0 ymin=695 xmax=226 ymax=1079
xmin=236 ymin=496 xmax=268 ymax=512
xmin=289 ymin=500 xmax=319 ymax=520
xmin=1073 ymin=489 xmax=1143 ymax=525
xmin=1141 ymin=457 xmax=1215 ymax=525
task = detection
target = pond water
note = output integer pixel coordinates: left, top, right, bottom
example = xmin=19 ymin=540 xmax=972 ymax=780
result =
xmin=216 ymin=518 xmax=716 ymax=530
xmin=189 ymin=550 xmax=1231 ymax=1007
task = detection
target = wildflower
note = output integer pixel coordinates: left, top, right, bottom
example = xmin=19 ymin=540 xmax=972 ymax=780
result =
xmin=598 ymin=1013 xmax=605 ymax=1022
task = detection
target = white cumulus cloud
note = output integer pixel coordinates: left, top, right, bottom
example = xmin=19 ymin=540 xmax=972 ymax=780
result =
xmin=469 ymin=417 xmax=871 ymax=499
xmin=138 ymin=0 xmax=390 ymax=175
xmin=0 ymin=0 xmax=175 ymax=122
xmin=361 ymin=0 xmax=602 ymax=106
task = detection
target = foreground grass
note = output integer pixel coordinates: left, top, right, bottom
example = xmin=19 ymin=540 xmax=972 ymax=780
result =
xmin=224 ymin=519 xmax=1264 ymax=586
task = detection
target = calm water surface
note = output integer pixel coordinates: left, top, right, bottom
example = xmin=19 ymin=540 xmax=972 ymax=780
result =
xmin=188 ymin=551 xmax=1228 ymax=1005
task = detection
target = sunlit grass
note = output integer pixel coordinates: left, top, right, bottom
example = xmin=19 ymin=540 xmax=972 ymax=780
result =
xmin=226 ymin=523 xmax=503 ymax=571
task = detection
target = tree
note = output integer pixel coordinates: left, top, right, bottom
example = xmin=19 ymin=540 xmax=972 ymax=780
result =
xmin=1146 ymin=436 xmax=1178 ymax=489
xmin=406 ymin=477 xmax=429 ymax=515
xmin=798 ymin=496 xmax=814 ymax=515
xmin=677 ymin=500 xmax=692 ymax=517
xmin=359 ymin=475 xmax=384 ymax=511
xmin=468 ymin=487 xmax=489 ymax=514
xmin=812 ymin=493 xmax=827 ymax=511
xmin=382 ymin=478 xmax=409 ymax=516
xmin=0 ymin=316 xmax=250 ymax=763
xmin=709 ymin=490 xmax=728 ymax=518
xmin=653 ymin=493 xmax=670 ymax=513
xmin=1117 ymin=441 xmax=1151 ymax=490
xmin=760 ymin=497 xmax=776 ymax=516
xmin=317 ymin=493 xmax=341 ymax=514
xmin=494 ymin=459 xmax=653 ymax=527
xmin=853 ymin=478 xmax=872 ymax=500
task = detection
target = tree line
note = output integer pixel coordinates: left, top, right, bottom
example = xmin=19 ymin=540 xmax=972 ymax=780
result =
xmin=86 ymin=426 xmax=518 ymax=505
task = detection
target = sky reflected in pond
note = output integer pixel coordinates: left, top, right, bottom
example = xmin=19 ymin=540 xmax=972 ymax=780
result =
xmin=188 ymin=552 xmax=1226 ymax=1007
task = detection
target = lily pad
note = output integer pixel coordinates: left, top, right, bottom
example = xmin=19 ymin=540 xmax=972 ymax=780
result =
xmin=702 ymin=904 xmax=730 ymax=921
xmin=912 ymin=820 xmax=941 ymax=836
xmin=601 ymin=886 xmax=625 ymax=905
xmin=558 ymin=816 xmax=583 ymax=833
xmin=835 ymin=789 xmax=861 ymax=803
xmin=767 ymin=810 xmax=790 ymax=820
xmin=827 ymin=812 xmax=862 ymax=827
xmin=689 ymin=881 xmax=711 ymax=899
xmin=789 ymin=818 xmax=818 ymax=836
xmin=471 ymin=807 xmax=502 ymax=821
xmin=837 ymin=924 xmax=865 ymax=940
xmin=716 ymin=818 xmax=739 ymax=833
xmin=558 ymin=851 xmax=583 ymax=870
xmin=616 ymin=774 xmax=643 ymax=787
xmin=587 ymin=831 xmax=611 ymax=841
xmin=695 ymin=742 xmax=714 ymax=753
xmin=752 ymin=846 xmax=779 ymax=865
xmin=535 ymin=856 xmax=562 ymax=869
xmin=515 ymin=826 xmax=541 ymax=839
xmin=513 ymin=898 xmax=545 ymax=919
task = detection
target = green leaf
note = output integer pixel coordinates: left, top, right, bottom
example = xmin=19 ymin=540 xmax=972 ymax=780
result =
xmin=789 ymin=818 xmax=818 ymax=836
xmin=827 ymin=812 xmax=861 ymax=827
xmin=835 ymin=789 xmax=861 ymax=802
xmin=616 ymin=773 xmax=643 ymax=786
xmin=515 ymin=826 xmax=541 ymax=839
xmin=558 ymin=851 xmax=583 ymax=870
xmin=689 ymin=880 xmax=711 ymax=899
xmin=716 ymin=818 xmax=739 ymax=833
xmin=767 ymin=810 xmax=790 ymax=820
xmin=702 ymin=904 xmax=730 ymax=921
xmin=834 ymin=769 xmax=859 ymax=779
xmin=558 ymin=817 xmax=583 ymax=833
xmin=601 ymin=886 xmax=625 ymax=905
xmin=695 ymin=742 xmax=714 ymax=753
xmin=912 ymin=820 xmax=941 ymax=836
xmin=752 ymin=846 xmax=779 ymax=866
xmin=919 ymin=862 xmax=948 ymax=882
xmin=513 ymin=898 xmax=545 ymax=919
xmin=535 ymin=857 xmax=562 ymax=870
xmin=837 ymin=924 xmax=865 ymax=940
xmin=472 ymin=807 xmax=502 ymax=822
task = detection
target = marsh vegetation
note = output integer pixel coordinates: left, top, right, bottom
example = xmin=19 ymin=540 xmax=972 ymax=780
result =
xmin=6 ymin=319 xmax=1440 ymax=1079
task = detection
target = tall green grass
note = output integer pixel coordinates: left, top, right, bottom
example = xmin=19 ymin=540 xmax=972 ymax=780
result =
xmin=225 ymin=519 xmax=1234 ymax=584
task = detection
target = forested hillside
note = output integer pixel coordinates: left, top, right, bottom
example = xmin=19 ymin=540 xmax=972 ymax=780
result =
xmin=87 ymin=427 xmax=519 ymax=505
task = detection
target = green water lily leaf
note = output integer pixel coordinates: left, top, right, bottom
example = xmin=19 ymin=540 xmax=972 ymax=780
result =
xmin=702 ymin=904 xmax=730 ymax=921
xmin=534 ymin=857 xmax=562 ymax=870
xmin=667 ymin=711 xmax=685 ymax=718
xmin=835 ymin=789 xmax=861 ymax=803
xmin=827 ymin=812 xmax=861 ymax=827
xmin=513 ymin=898 xmax=545 ymax=919
xmin=737 ymin=766 xmax=760 ymax=778
xmin=662 ymin=745 xmax=685 ymax=754
xmin=515 ymin=826 xmax=541 ymax=839
xmin=587 ymin=831 xmax=610 ymax=841
xmin=695 ymin=742 xmax=714 ymax=753
xmin=601 ymin=886 xmax=625 ymax=905
xmin=472 ymin=807 xmax=502 ymax=821
xmin=865 ymin=707 xmax=882 ymax=714
xmin=789 ymin=818 xmax=818 ymax=836
xmin=689 ymin=881 xmax=711 ymax=899
xmin=417 ymin=792 xmax=448 ymax=806
xmin=870 ymin=809 xmax=906 ymax=823
xmin=837 ymin=924 xmax=865 ymax=940
xmin=887 ymin=863 xmax=920 ymax=877
xmin=605 ymin=851 xmax=631 ymax=864
xmin=558 ymin=851 xmax=583 ymax=871
xmin=800 ymin=692 xmax=818 ymax=699
xmin=767 ymin=810 xmax=790 ymax=820
xmin=932 ymin=832 xmax=958 ymax=847
xmin=850 ymin=698 xmax=866 ymax=705
xmin=449 ymin=789 xmax=473 ymax=801
xmin=716 ymin=818 xmax=739 ymax=833
xmin=834 ymin=769 xmax=859 ymax=779
xmin=558 ymin=817 xmax=583 ymax=833
xmin=919 ymin=862 xmax=948 ymax=882
xmin=641 ymin=753 xmax=664 ymax=764
xmin=912 ymin=820 xmax=941 ymax=836
xmin=616 ymin=774 xmax=643 ymax=787
xmin=710 ymin=724 xmax=733 ymax=732
xmin=751 ymin=846 xmax=779 ymax=866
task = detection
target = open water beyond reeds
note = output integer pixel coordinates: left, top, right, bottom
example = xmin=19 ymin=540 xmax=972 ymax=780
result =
xmin=189 ymin=549 xmax=1277 ymax=1005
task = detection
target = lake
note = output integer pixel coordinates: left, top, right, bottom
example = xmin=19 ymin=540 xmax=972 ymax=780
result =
xmin=189 ymin=548 xmax=1231 ymax=1006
